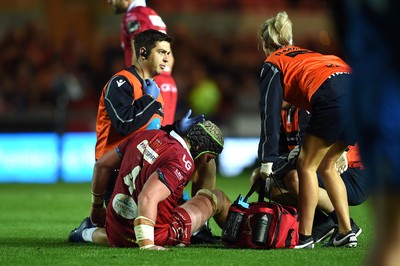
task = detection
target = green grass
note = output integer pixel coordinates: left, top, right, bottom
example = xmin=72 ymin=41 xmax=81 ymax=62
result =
xmin=0 ymin=171 xmax=373 ymax=266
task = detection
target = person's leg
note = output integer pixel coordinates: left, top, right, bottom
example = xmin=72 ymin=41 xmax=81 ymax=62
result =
xmin=296 ymin=134 xmax=331 ymax=237
xmin=284 ymin=167 xmax=335 ymax=242
xmin=284 ymin=169 xmax=299 ymax=197
xmin=285 ymin=169 xmax=335 ymax=213
xmin=191 ymin=159 xmax=216 ymax=196
xmin=180 ymin=189 xmax=231 ymax=233
xmin=68 ymin=217 xmax=109 ymax=245
xmin=318 ymin=141 xmax=352 ymax=235
xmin=92 ymin=228 xmax=108 ymax=244
xmin=189 ymin=159 xmax=225 ymax=244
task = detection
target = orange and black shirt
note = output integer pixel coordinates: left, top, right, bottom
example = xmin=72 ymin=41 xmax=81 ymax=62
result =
xmin=258 ymin=46 xmax=351 ymax=163
xmin=95 ymin=66 xmax=164 ymax=160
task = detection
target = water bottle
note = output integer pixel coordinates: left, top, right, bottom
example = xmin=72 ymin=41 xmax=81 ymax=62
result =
xmin=252 ymin=213 xmax=272 ymax=245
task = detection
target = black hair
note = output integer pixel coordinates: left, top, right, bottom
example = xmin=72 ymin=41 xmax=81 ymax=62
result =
xmin=134 ymin=29 xmax=173 ymax=59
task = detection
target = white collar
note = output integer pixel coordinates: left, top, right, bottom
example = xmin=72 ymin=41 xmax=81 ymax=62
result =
xmin=127 ymin=0 xmax=146 ymax=12
xmin=170 ymin=130 xmax=192 ymax=159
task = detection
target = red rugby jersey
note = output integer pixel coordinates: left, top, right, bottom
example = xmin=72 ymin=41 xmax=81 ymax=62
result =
xmin=106 ymin=130 xmax=194 ymax=247
xmin=154 ymin=71 xmax=177 ymax=126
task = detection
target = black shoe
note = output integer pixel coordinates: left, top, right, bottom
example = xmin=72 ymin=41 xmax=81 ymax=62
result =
xmin=350 ymin=218 xmax=362 ymax=237
xmin=190 ymin=222 xmax=221 ymax=245
xmin=68 ymin=217 xmax=95 ymax=243
xmin=294 ymin=236 xmax=314 ymax=249
xmin=324 ymin=228 xmax=357 ymax=248
xmin=312 ymin=216 xmax=335 ymax=243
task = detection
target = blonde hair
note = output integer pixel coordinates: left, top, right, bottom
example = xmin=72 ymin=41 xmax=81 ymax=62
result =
xmin=259 ymin=11 xmax=293 ymax=55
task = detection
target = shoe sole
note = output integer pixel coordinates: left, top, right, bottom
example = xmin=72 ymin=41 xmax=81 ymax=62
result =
xmin=294 ymin=241 xmax=314 ymax=249
xmin=343 ymin=241 xmax=357 ymax=248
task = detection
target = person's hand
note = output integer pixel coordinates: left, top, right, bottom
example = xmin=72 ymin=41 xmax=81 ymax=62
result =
xmin=90 ymin=206 xmax=106 ymax=227
xmin=260 ymin=162 xmax=273 ymax=179
xmin=143 ymin=79 xmax=160 ymax=99
xmin=288 ymin=145 xmax=300 ymax=164
xmin=140 ymin=244 xmax=169 ymax=251
xmin=335 ymin=151 xmax=348 ymax=174
xmin=175 ymin=109 xmax=205 ymax=135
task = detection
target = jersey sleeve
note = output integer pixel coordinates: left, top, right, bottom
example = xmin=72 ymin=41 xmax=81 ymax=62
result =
xmin=156 ymin=151 xmax=193 ymax=193
xmin=124 ymin=8 xmax=167 ymax=40
xmin=258 ymin=62 xmax=284 ymax=163
xmin=104 ymin=75 xmax=162 ymax=136
xmin=116 ymin=135 xmax=131 ymax=158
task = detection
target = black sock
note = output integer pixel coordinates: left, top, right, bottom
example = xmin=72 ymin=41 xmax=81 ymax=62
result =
xmin=299 ymin=233 xmax=313 ymax=242
xmin=328 ymin=210 xmax=338 ymax=224
xmin=313 ymin=209 xmax=329 ymax=226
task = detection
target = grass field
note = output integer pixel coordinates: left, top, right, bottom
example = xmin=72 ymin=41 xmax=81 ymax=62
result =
xmin=0 ymin=171 xmax=373 ymax=266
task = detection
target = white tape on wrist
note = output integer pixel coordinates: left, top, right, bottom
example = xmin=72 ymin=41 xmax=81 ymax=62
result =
xmin=134 ymin=224 xmax=155 ymax=242
xmin=134 ymin=215 xmax=156 ymax=248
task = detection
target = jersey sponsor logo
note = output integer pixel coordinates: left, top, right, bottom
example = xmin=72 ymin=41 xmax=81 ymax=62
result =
xmin=127 ymin=21 xmax=140 ymax=33
xmin=137 ymin=140 xmax=149 ymax=153
xmin=153 ymin=139 xmax=163 ymax=149
xmin=159 ymin=83 xmax=177 ymax=92
xmin=116 ymin=79 xmax=126 ymax=87
xmin=182 ymin=154 xmax=192 ymax=171
xmin=112 ymin=193 xmax=137 ymax=219
xmin=174 ymin=168 xmax=184 ymax=181
xmin=137 ymin=140 xmax=159 ymax=164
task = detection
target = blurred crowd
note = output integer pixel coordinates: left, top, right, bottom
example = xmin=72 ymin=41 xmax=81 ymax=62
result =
xmin=0 ymin=20 xmax=261 ymax=133
xmin=0 ymin=1 xmax=333 ymax=134
xmin=0 ymin=21 xmax=101 ymax=132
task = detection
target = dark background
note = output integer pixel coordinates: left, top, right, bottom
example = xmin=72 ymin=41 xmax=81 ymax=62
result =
xmin=0 ymin=0 xmax=336 ymax=136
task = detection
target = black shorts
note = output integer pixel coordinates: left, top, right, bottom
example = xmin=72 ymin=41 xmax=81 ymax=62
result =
xmin=307 ymin=74 xmax=356 ymax=145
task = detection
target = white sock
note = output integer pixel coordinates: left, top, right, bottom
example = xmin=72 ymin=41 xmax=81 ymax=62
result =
xmin=82 ymin=228 xmax=96 ymax=242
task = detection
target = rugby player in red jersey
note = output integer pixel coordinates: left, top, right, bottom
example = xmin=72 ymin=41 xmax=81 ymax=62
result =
xmin=68 ymin=120 xmax=231 ymax=250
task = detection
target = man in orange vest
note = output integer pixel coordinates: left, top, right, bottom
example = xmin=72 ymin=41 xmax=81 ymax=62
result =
xmin=95 ymin=29 xmax=171 ymax=163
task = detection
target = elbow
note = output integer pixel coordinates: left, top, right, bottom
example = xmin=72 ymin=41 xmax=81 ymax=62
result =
xmin=114 ymin=121 xmax=132 ymax=136
xmin=94 ymin=156 xmax=114 ymax=173
xmin=137 ymin=191 xmax=154 ymax=209
xmin=138 ymin=192 xmax=151 ymax=204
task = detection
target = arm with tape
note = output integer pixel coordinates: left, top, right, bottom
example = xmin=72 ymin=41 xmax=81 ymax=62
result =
xmin=134 ymin=171 xmax=170 ymax=250
xmin=134 ymin=215 xmax=161 ymax=250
